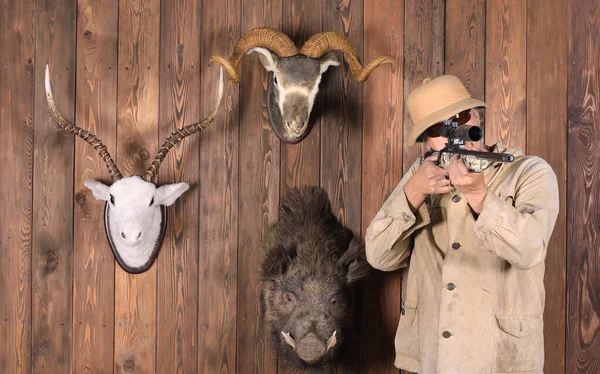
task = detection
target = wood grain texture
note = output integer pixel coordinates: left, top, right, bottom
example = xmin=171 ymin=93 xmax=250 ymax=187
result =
xmin=321 ymin=0 xmax=363 ymax=372
xmin=445 ymin=0 xmax=485 ymax=103
xmin=485 ymin=0 xmax=526 ymax=149
xmin=280 ymin=0 xmax=321 ymax=194
xmin=360 ymin=0 xmax=403 ymax=372
xmin=528 ymin=0 xmax=568 ymax=373
xmin=567 ymin=0 xmax=599 ymax=372
xmin=32 ymin=0 xmax=75 ymax=372
xmin=156 ymin=0 xmax=201 ymax=373
xmin=0 ymin=0 xmax=34 ymax=372
xmin=197 ymin=0 xmax=240 ymax=372
xmin=114 ymin=0 xmax=160 ymax=373
xmin=237 ymin=0 xmax=281 ymax=372
xmin=402 ymin=0 xmax=445 ymax=174
xmin=72 ymin=0 xmax=118 ymax=372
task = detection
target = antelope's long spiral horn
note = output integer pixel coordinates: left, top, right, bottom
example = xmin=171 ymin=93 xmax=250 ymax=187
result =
xmin=299 ymin=32 xmax=396 ymax=82
xmin=143 ymin=67 xmax=225 ymax=182
xmin=45 ymin=64 xmax=122 ymax=181
xmin=210 ymin=27 xmax=299 ymax=83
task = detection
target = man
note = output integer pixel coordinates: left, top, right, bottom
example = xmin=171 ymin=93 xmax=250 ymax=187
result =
xmin=365 ymin=75 xmax=559 ymax=373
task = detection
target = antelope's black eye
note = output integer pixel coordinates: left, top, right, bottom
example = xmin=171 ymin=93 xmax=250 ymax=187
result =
xmin=110 ymin=194 xmax=115 ymax=205
xmin=273 ymin=76 xmax=278 ymax=85
xmin=149 ymin=197 xmax=154 ymax=206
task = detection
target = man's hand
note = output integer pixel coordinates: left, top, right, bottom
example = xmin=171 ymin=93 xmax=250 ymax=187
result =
xmin=448 ymin=155 xmax=487 ymax=214
xmin=404 ymin=154 xmax=452 ymax=212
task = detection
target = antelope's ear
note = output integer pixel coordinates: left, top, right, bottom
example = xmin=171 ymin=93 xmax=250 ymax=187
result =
xmin=83 ymin=179 xmax=111 ymax=201
xmin=247 ymin=47 xmax=278 ymax=72
xmin=319 ymin=52 xmax=340 ymax=74
xmin=154 ymin=183 xmax=189 ymax=206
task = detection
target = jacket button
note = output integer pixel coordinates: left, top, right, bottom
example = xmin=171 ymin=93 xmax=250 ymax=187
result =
xmin=402 ymin=212 xmax=412 ymax=221
xmin=452 ymin=242 xmax=461 ymax=250
xmin=401 ymin=307 xmax=405 ymax=315
xmin=442 ymin=331 xmax=452 ymax=338
xmin=446 ymin=283 xmax=456 ymax=291
xmin=452 ymin=195 xmax=461 ymax=203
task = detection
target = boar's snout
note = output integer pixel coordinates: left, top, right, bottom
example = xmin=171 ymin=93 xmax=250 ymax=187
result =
xmin=296 ymin=333 xmax=326 ymax=365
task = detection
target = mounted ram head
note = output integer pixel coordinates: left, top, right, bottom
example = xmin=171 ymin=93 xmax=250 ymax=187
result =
xmin=45 ymin=65 xmax=224 ymax=274
xmin=211 ymin=27 xmax=396 ymax=143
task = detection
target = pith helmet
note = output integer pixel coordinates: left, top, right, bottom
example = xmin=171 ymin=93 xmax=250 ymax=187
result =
xmin=406 ymin=75 xmax=487 ymax=146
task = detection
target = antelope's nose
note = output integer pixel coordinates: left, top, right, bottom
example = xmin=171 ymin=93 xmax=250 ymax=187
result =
xmin=120 ymin=230 xmax=143 ymax=246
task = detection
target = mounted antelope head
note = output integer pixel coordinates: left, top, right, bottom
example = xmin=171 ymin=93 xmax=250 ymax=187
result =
xmin=45 ymin=65 xmax=224 ymax=274
xmin=211 ymin=27 xmax=396 ymax=143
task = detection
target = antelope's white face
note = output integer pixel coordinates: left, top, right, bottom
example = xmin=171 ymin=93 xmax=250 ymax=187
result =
xmin=84 ymin=176 xmax=189 ymax=270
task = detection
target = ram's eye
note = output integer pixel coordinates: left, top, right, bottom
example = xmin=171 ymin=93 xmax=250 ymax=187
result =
xmin=149 ymin=197 xmax=154 ymax=206
xmin=283 ymin=292 xmax=296 ymax=304
xmin=110 ymin=194 xmax=115 ymax=205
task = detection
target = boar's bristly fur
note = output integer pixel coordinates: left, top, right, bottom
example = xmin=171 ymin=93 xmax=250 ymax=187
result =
xmin=260 ymin=186 xmax=370 ymax=371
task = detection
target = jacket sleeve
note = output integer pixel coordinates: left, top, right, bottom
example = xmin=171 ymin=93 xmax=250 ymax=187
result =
xmin=473 ymin=158 xmax=560 ymax=270
xmin=365 ymin=158 xmax=431 ymax=272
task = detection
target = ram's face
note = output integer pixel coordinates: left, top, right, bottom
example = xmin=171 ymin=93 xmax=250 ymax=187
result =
xmin=247 ymin=49 xmax=340 ymax=143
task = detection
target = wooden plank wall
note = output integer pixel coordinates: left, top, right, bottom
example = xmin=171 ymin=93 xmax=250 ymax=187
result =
xmin=0 ymin=0 xmax=597 ymax=373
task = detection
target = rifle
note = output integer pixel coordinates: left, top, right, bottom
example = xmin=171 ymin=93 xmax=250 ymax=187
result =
xmin=426 ymin=119 xmax=515 ymax=172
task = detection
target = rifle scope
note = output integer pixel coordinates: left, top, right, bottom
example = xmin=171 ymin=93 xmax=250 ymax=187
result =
xmin=440 ymin=124 xmax=483 ymax=142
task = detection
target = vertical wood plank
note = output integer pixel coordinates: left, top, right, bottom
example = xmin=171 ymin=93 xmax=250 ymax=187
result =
xmin=445 ymin=0 xmax=485 ymax=104
xmin=321 ymin=0 xmax=363 ymax=372
xmin=528 ymin=0 xmax=568 ymax=372
xmin=156 ymin=0 xmax=201 ymax=373
xmin=280 ymin=0 xmax=321 ymax=194
xmin=484 ymin=0 xmax=526 ymax=149
xmin=361 ymin=0 xmax=404 ymax=372
xmin=197 ymin=1 xmax=240 ymax=373
xmin=401 ymin=1 xmax=444 ymax=373
xmin=114 ymin=0 xmax=160 ymax=372
xmin=402 ymin=0 xmax=445 ymax=173
xmin=237 ymin=0 xmax=281 ymax=373
xmin=72 ymin=0 xmax=118 ymax=372
xmin=32 ymin=0 xmax=75 ymax=372
xmin=567 ymin=0 xmax=598 ymax=372
xmin=0 ymin=0 xmax=34 ymax=372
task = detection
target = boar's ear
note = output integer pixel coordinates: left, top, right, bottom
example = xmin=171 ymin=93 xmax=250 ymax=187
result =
xmin=338 ymin=238 xmax=370 ymax=284
xmin=261 ymin=243 xmax=297 ymax=279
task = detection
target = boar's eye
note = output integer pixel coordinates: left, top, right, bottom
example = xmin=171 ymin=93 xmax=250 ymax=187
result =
xmin=330 ymin=298 xmax=337 ymax=305
xmin=283 ymin=292 xmax=296 ymax=305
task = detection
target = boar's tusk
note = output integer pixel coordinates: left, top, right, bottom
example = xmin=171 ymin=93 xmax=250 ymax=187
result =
xmin=281 ymin=331 xmax=296 ymax=349
xmin=326 ymin=330 xmax=337 ymax=351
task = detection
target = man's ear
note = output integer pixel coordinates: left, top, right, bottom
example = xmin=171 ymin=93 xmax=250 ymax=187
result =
xmin=260 ymin=243 xmax=297 ymax=279
xmin=319 ymin=51 xmax=340 ymax=74
xmin=337 ymin=238 xmax=370 ymax=284
xmin=247 ymin=47 xmax=278 ymax=72
xmin=83 ymin=179 xmax=111 ymax=201
xmin=154 ymin=183 xmax=190 ymax=206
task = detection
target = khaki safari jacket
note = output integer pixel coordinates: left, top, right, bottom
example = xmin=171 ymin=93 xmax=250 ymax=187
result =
xmin=365 ymin=143 xmax=559 ymax=374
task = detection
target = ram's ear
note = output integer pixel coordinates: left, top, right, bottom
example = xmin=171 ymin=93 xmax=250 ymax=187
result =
xmin=337 ymin=238 xmax=370 ymax=284
xmin=154 ymin=183 xmax=189 ymax=206
xmin=319 ymin=52 xmax=340 ymax=74
xmin=83 ymin=179 xmax=111 ymax=201
xmin=261 ymin=243 xmax=297 ymax=279
xmin=247 ymin=47 xmax=278 ymax=72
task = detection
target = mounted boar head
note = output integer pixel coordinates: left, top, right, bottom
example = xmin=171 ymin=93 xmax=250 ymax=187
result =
xmin=211 ymin=27 xmax=396 ymax=143
xmin=45 ymin=65 xmax=224 ymax=274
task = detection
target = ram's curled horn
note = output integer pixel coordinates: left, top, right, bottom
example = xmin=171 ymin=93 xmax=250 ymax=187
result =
xmin=210 ymin=27 xmax=299 ymax=83
xmin=45 ymin=64 xmax=123 ymax=181
xmin=143 ymin=67 xmax=225 ymax=182
xmin=299 ymin=32 xmax=396 ymax=82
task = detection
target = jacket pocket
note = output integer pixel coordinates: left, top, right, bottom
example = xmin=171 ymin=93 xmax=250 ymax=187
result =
xmin=493 ymin=314 xmax=544 ymax=373
xmin=395 ymin=300 xmax=419 ymax=362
